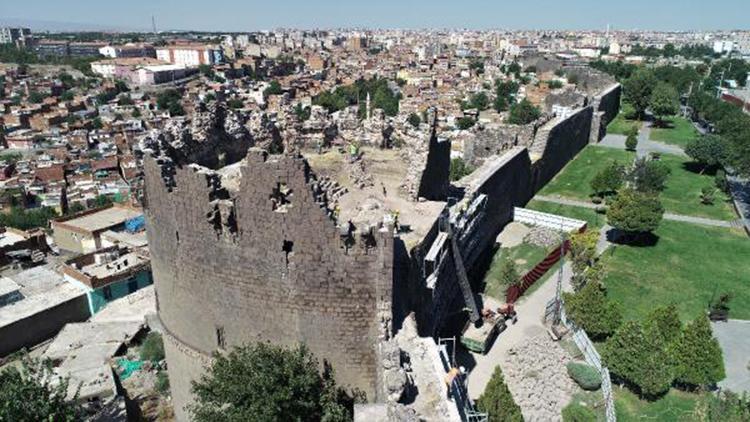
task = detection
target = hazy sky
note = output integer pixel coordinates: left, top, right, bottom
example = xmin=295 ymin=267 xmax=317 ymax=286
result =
xmin=2 ymin=0 xmax=748 ymax=32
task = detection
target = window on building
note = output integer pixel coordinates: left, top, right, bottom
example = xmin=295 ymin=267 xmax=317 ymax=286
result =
xmin=103 ymin=286 xmax=112 ymax=300
xmin=128 ymin=280 xmax=138 ymax=294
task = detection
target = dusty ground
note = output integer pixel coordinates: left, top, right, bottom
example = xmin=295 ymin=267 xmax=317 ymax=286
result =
xmin=495 ymin=222 xmax=530 ymax=248
xmin=306 ymin=147 xmax=445 ymax=247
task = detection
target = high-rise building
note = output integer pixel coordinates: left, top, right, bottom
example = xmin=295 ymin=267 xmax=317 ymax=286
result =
xmin=0 ymin=27 xmax=31 ymax=47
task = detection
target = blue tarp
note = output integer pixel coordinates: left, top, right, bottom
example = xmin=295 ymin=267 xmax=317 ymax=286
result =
xmin=125 ymin=215 xmax=145 ymax=233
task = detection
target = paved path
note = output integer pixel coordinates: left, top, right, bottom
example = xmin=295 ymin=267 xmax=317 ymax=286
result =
xmin=712 ymin=319 xmax=750 ymax=394
xmin=534 ymin=194 xmax=741 ymax=229
xmin=466 ymin=223 xmax=612 ymax=400
xmin=598 ymin=121 xmax=687 ymax=159
xmin=727 ymin=172 xmax=750 ymax=235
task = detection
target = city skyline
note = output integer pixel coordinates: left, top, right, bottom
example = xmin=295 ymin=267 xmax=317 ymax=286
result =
xmin=1 ymin=0 xmax=749 ymax=32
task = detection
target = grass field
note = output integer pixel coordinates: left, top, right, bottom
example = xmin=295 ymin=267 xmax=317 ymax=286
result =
xmin=603 ymin=220 xmax=750 ymax=321
xmin=615 ymin=389 xmax=702 ymax=422
xmin=607 ymin=112 xmax=640 ymax=135
xmin=526 ymin=199 xmax=607 ymax=231
xmin=658 ymin=154 xmax=736 ymax=221
xmin=538 ymin=145 xmax=736 ymax=221
xmin=539 ymin=146 xmax=635 ymax=201
xmin=483 ymin=241 xmax=550 ymax=300
xmin=650 ymin=116 xmax=700 ymax=148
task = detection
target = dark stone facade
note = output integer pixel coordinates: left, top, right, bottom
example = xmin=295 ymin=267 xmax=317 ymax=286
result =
xmin=144 ymin=149 xmax=393 ymax=420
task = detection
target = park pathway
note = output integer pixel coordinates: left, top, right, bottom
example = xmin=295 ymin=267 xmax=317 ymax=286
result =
xmin=598 ymin=121 xmax=687 ymax=158
xmin=466 ymin=223 xmax=612 ymax=400
xmin=534 ymin=194 xmax=743 ymax=229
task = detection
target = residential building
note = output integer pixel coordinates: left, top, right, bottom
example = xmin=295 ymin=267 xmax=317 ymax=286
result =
xmin=50 ymin=204 xmax=144 ymax=254
xmin=155 ymin=44 xmax=223 ymax=67
xmin=61 ymin=246 xmax=152 ymax=314
xmin=0 ymin=27 xmax=31 ymax=47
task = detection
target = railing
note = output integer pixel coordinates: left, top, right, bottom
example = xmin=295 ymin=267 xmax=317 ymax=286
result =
xmin=513 ymin=207 xmax=587 ymax=233
xmin=559 ymin=306 xmax=617 ymax=422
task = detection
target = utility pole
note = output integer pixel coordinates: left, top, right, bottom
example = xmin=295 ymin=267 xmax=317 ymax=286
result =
xmin=554 ymin=219 xmax=566 ymax=325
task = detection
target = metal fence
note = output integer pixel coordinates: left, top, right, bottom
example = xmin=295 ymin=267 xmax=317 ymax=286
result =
xmin=560 ymin=306 xmax=617 ymax=422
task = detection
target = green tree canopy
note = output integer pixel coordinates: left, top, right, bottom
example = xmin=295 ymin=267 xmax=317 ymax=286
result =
xmin=476 ymin=366 xmax=524 ymax=422
xmin=590 ymin=160 xmax=625 ymax=197
xmin=624 ymin=69 xmax=657 ymax=119
xmin=189 ymin=343 xmax=356 ymax=422
xmin=685 ymin=135 xmax=727 ymax=173
xmin=0 ymin=356 xmax=82 ymax=421
xmin=650 ymin=83 xmax=679 ymax=124
xmin=628 ymin=158 xmax=671 ymax=193
xmin=606 ymin=188 xmax=664 ymax=239
xmin=563 ymin=282 xmax=622 ymax=340
xmin=407 ymin=112 xmax=421 ymax=128
xmin=673 ymin=314 xmax=725 ymax=389
xmin=507 ymin=99 xmax=541 ymax=125
xmin=603 ymin=320 xmax=675 ymax=398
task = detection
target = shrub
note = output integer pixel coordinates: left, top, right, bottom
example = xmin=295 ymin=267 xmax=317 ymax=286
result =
xmin=700 ymin=186 xmax=716 ymax=205
xmin=156 ymin=371 xmax=170 ymax=396
xmin=140 ymin=332 xmax=165 ymax=362
xmin=566 ymin=362 xmax=602 ymax=391
xmin=715 ymin=169 xmax=728 ymax=193
xmin=477 ymin=366 xmax=524 ymax=422
xmin=562 ymin=402 xmax=597 ymax=422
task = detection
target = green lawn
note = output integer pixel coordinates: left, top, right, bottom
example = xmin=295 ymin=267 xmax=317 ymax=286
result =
xmin=650 ymin=116 xmax=700 ymax=148
xmin=526 ymin=199 xmax=607 ymax=231
xmin=483 ymin=242 xmax=550 ymax=300
xmin=603 ymin=220 xmax=750 ymax=321
xmin=540 ymin=146 xmax=635 ymax=201
xmin=607 ymin=112 xmax=640 ymax=136
xmin=658 ymin=154 xmax=736 ymax=221
xmin=615 ymin=388 xmax=702 ymax=422
xmin=538 ymin=145 xmax=736 ymax=221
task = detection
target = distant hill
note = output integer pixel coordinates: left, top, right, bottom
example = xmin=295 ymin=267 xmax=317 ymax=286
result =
xmin=0 ymin=17 xmax=147 ymax=33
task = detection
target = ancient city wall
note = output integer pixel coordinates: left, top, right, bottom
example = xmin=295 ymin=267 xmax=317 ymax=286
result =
xmin=411 ymin=83 xmax=620 ymax=337
xmin=144 ymin=149 xmax=393 ymax=421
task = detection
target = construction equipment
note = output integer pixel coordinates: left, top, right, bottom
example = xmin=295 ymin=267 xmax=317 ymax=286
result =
xmin=460 ymin=308 xmax=506 ymax=354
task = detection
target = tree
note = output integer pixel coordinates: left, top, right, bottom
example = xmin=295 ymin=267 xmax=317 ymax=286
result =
xmin=294 ymin=103 xmax=311 ymax=121
xmin=469 ymin=91 xmax=489 ymax=110
xmin=644 ymin=305 xmax=682 ymax=341
xmin=189 ymin=343 xmax=357 ymax=422
xmin=569 ymin=230 xmax=599 ymax=291
xmin=227 ymin=98 xmax=244 ymax=109
xmin=603 ymin=320 xmax=675 ymax=398
xmin=628 ymin=158 xmax=671 ymax=193
xmin=649 ymin=83 xmax=679 ymax=125
xmin=715 ymin=169 xmax=728 ymax=193
xmin=673 ymin=314 xmax=725 ymax=390
xmin=449 ymin=157 xmax=474 ymax=181
xmin=563 ymin=282 xmax=622 ymax=340
xmin=456 ymin=116 xmax=476 ymax=130
xmin=590 ymin=160 xmax=625 ymax=198
xmin=685 ymin=135 xmax=727 ymax=173
xmin=117 ymin=94 xmax=133 ymax=106
xmin=625 ymin=129 xmax=638 ymax=152
xmin=28 ymin=91 xmax=46 ymax=103
xmin=498 ymin=256 xmax=521 ymax=292
xmin=407 ymin=112 xmax=421 ymax=128
xmin=263 ymin=80 xmax=283 ymax=97
xmin=507 ymin=99 xmax=541 ymax=125
xmin=476 ymin=366 xmax=523 ymax=422
xmin=0 ymin=356 xmax=83 ymax=421
xmin=623 ymin=69 xmax=657 ymax=119
xmin=606 ymin=188 xmax=664 ymax=240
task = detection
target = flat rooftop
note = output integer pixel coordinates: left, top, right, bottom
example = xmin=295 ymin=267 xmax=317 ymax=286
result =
xmin=80 ymin=252 xmax=148 ymax=279
xmin=55 ymin=207 xmax=142 ymax=234
xmin=0 ymin=231 xmax=26 ymax=248
xmin=305 ymin=147 xmax=446 ymax=247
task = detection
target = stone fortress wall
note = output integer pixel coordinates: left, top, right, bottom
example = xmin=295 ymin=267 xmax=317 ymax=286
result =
xmin=409 ymin=82 xmax=621 ymax=336
xmin=144 ymin=139 xmax=393 ymax=419
xmin=142 ymin=78 xmax=620 ymax=420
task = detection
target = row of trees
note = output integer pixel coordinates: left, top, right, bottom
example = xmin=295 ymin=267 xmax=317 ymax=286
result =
xmin=603 ymin=307 xmax=725 ymax=398
xmin=313 ymin=77 xmax=401 ymax=118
